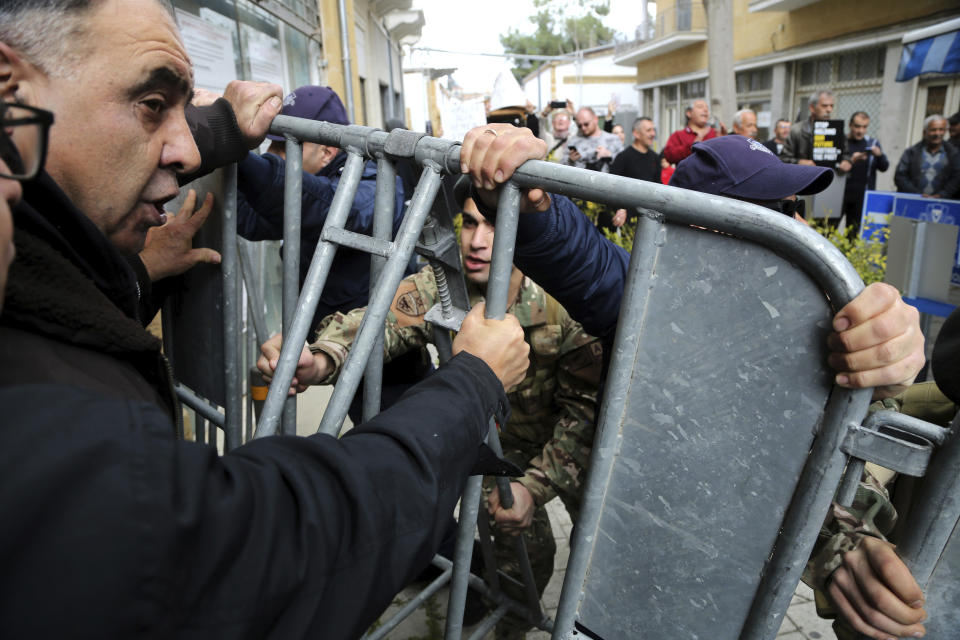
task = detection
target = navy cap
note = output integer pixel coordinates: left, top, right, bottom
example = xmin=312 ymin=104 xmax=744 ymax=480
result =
xmin=266 ymin=85 xmax=349 ymax=141
xmin=669 ymin=135 xmax=833 ymax=200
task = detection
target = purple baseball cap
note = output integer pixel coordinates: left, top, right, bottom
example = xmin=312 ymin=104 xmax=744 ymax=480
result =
xmin=669 ymin=134 xmax=833 ymax=199
xmin=266 ymin=85 xmax=349 ymax=141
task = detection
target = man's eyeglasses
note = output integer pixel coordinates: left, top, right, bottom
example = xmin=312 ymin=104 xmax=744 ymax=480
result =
xmin=0 ymin=102 xmax=55 ymax=181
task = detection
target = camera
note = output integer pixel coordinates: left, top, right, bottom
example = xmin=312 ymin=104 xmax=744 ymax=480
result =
xmin=550 ymin=100 xmax=567 ymax=109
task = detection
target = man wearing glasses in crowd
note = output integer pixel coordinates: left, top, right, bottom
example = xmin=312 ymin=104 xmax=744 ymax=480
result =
xmin=0 ymin=1 xmax=533 ymax=637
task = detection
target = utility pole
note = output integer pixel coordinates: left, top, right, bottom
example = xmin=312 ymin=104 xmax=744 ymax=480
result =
xmin=703 ymin=0 xmax=736 ymax=130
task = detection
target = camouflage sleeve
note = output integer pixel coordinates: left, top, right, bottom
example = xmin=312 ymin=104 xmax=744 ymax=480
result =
xmin=803 ymin=381 xmax=957 ymax=615
xmin=517 ymin=310 xmax=603 ymax=517
xmin=802 ymin=466 xmax=898 ymax=602
xmin=309 ymin=267 xmax=438 ymax=384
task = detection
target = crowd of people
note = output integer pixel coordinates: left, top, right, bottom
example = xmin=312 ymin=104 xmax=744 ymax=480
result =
xmin=0 ymin=1 xmax=954 ymax=639
xmin=539 ymin=90 xmax=960 ymax=233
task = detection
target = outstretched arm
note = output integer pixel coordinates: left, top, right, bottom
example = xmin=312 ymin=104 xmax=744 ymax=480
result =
xmin=459 ymin=124 xmax=927 ymax=394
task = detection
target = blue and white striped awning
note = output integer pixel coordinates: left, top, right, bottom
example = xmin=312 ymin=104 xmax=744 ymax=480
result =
xmin=897 ymin=17 xmax=960 ymax=82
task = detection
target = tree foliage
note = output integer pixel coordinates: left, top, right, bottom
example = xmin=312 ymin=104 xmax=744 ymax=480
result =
xmin=500 ymin=0 xmax=615 ymax=81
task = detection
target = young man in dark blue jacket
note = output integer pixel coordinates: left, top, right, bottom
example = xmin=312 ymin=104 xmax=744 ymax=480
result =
xmin=236 ymin=85 xmax=427 ymax=421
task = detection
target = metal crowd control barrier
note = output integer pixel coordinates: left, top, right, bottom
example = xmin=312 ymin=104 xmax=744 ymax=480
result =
xmin=166 ymin=117 xmax=960 ymax=638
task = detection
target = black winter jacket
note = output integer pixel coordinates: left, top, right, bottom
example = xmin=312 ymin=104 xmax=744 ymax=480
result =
xmin=0 ymin=353 xmax=507 ymax=638
xmin=894 ymin=140 xmax=960 ymax=199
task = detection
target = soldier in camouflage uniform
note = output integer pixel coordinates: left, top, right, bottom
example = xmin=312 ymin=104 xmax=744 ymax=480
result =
xmin=260 ymin=195 xmax=603 ymax=639
xmin=803 ymin=380 xmax=957 ymax=640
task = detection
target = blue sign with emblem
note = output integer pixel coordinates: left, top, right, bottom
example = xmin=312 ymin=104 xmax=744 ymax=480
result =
xmin=859 ymin=191 xmax=960 ymax=285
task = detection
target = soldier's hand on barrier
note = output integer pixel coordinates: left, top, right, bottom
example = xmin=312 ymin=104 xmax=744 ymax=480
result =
xmin=257 ymin=333 xmax=333 ymax=395
xmin=139 ymin=189 xmax=220 ymax=281
xmin=487 ymin=482 xmax=536 ymax=535
xmin=452 ymin=302 xmax=529 ymax=391
xmin=827 ymin=536 xmax=926 ymax=639
xmin=460 ymin=124 xmax=552 ymax=216
xmin=827 ymin=282 xmax=925 ymax=400
xmin=222 ymin=80 xmax=284 ymax=150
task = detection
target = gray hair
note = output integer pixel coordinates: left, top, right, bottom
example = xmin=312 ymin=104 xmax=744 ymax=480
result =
xmin=0 ymin=0 xmax=173 ymax=77
xmin=808 ymin=90 xmax=834 ymax=107
xmin=685 ymin=99 xmax=707 ymax=113
xmin=732 ymin=108 xmax=755 ymax=128
xmin=632 ymin=116 xmax=653 ymax=131
xmin=924 ymin=114 xmax=947 ymax=130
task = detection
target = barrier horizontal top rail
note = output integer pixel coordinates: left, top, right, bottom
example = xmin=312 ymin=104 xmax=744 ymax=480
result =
xmin=269 ymin=115 xmax=862 ymax=311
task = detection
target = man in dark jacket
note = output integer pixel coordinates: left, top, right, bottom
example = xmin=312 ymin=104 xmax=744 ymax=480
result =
xmin=0 ymin=2 xmax=534 ymax=637
xmin=236 ymin=85 xmax=428 ymax=422
xmin=783 ymin=90 xmax=853 ymax=174
xmin=894 ymin=114 xmax=960 ymax=199
xmin=842 ymin=111 xmax=889 ymax=231
xmin=237 ymin=85 xmax=407 ymax=324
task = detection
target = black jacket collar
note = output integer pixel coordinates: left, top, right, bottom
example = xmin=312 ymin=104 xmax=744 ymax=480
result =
xmin=15 ymin=172 xmax=141 ymax=320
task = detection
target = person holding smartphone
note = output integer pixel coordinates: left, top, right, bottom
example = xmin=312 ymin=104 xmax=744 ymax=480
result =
xmin=564 ymin=107 xmax=623 ymax=173
xmin=842 ymin=111 xmax=889 ymax=232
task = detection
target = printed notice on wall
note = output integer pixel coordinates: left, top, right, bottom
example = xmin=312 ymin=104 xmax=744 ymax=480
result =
xmin=812 ymin=119 xmax=845 ymax=168
xmin=175 ymin=9 xmax=236 ymax=94
xmin=240 ymin=24 xmax=285 ymax=89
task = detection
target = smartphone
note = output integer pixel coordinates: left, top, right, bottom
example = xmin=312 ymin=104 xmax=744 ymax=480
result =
xmin=550 ymin=100 xmax=567 ymax=109
xmin=568 ymin=145 xmax=578 ymax=150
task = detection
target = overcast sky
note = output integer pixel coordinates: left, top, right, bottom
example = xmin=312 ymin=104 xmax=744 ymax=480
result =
xmin=407 ymin=0 xmax=646 ymax=93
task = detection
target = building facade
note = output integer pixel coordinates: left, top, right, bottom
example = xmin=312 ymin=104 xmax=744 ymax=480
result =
xmin=614 ymin=0 xmax=960 ymax=190
xmin=171 ymin=0 xmax=421 ymax=128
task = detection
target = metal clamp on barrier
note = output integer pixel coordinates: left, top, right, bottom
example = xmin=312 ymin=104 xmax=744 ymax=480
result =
xmin=841 ymin=423 xmax=935 ymax=477
xmin=836 ymin=410 xmax=951 ymax=506
xmin=383 ymin=127 xmax=426 ymax=160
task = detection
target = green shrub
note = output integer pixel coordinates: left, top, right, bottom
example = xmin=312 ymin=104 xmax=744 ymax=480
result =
xmin=809 ymin=218 xmax=889 ymax=285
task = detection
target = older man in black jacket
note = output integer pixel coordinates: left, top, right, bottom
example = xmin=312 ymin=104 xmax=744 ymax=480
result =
xmin=0 ymin=1 xmax=531 ymax=638
xmin=895 ymin=114 xmax=960 ymax=199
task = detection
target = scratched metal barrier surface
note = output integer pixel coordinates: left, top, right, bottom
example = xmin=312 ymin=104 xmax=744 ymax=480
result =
xmin=170 ymin=117 xmax=960 ymax=639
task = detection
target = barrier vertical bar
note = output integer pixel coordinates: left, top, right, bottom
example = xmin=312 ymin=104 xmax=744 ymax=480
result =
xmin=239 ymin=239 xmax=269 ymax=348
xmin=444 ymin=475 xmax=484 ymax=640
xmin=221 ymin=163 xmax=242 ymax=452
xmin=281 ymin=136 xmax=303 ymax=436
xmin=484 ymin=183 xmax=544 ymax=616
xmin=552 ymin=213 xmax=663 ymax=639
xmin=446 ymin=182 xmax=543 ymax=637
xmin=255 ymin=151 xmax=366 ymax=438
xmin=898 ymin=413 xmax=960 ymax=588
xmin=740 ymin=387 xmax=873 ymax=639
xmin=363 ymin=156 xmax=396 ymax=422
xmin=316 ymin=165 xmax=441 ymax=436
xmin=246 ymin=306 xmax=256 ymax=443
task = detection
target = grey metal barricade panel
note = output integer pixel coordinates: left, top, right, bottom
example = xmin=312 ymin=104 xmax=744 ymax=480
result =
xmin=575 ymin=223 xmax=834 ymax=639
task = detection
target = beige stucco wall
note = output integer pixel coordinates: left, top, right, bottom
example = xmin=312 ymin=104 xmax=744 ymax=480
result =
xmin=319 ymin=0 xmax=363 ymax=123
xmin=634 ymin=0 xmax=958 ymax=84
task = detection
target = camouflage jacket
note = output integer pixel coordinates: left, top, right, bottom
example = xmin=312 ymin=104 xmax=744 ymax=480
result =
xmin=803 ymin=381 xmax=957 ymax=623
xmin=310 ymin=267 xmax=603 ymax=513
